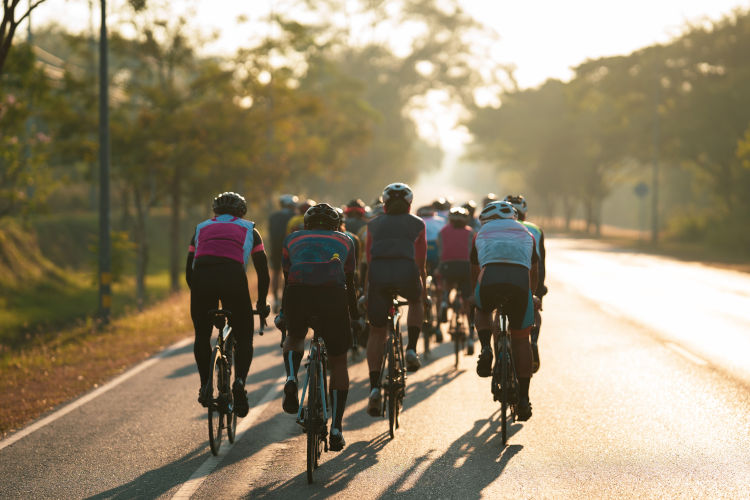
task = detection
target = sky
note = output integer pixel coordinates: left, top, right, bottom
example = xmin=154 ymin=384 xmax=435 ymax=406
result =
xmin=29 ymin=0 xmax=749 ymax=149
xmin=31 ymin=0 xmax=749 ymax=89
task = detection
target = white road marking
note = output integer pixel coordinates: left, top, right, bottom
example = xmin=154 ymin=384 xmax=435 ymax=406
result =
xmin=0 ymin=337 xmax=193 ymax=451
xmin=171 ymin=377 xmax=284 ymax=499
xmin=666 ymin=342 xmax=709 ymax=366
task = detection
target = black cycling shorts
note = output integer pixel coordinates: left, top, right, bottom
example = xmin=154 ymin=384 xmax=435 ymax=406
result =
xmin=438 ymin=260 xmax=472 ymax=298
xmin=283 ymin=285 xmax=352 ymax=357
xmin=475 ymin=264 xmax=533 ymax=330
xmin=367 ymin=260 xmax=422 ymax=328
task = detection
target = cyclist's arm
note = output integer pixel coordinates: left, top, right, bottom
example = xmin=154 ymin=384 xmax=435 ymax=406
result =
xmin=470 ymin=234 xmax=480 ymax=291
xmin=185 ymin=234 xmax=196 ymax=289
xmin=344 ymin=236 xmax=359 ymax=319
xmin=415 ymin=227 xmax=427 ymax=294
xmin=530 ymin=243 xmax=539 ymax=296
xmin=537 ymin=229 xmax=547 ymax=297
xmin=250 ymin=229 xmax=270 ymax=306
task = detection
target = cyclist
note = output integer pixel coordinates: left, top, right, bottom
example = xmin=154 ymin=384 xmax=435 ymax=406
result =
xmin=505 ymin=195 xmax=547 ymax=372
xmin=186 ymin=192 xmax=271 ymax=418
xmin=437 ymin=206 xmax=475 ymax=353
xmin=482 ymin=193 xmax=498 ymax=210
xmin=462 ymin=200 xmax=480 ymax=232
xmin=268 ymin=194 xmax=298 ymax=311
xmin=417 ymin=204 xmax=445 ymax=342
xmin=278 ymin=203 xmax=359 ymax=452
xmin=343 ymin=198 xmax=368 ymax=236
xmin=286 ymin=199 xmax=316 ymax=235
xmin=471 ymin=200 xmax=539 ymax=421
xmin=365 ymin=183 xmax=427 ymax=416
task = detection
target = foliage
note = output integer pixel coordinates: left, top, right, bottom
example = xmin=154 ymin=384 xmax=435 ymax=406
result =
xmin=466 ymin=7 xmax=750 ymax=245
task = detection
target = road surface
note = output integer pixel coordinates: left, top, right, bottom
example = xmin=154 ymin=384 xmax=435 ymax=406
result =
xmin=1 ymin=237 xmax=748 ymax=499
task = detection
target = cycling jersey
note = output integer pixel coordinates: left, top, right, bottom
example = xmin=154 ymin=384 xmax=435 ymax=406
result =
xmin=268 ymin=208 xmax=296 ymax=269
xmin=286 ymin=214 xmax=305 ymax=235
xmin=282 ymin=230 xmax=356 ymax=287
xmin=344 ymin=216 xmax=367 ymax=236
xmin=437 ymin=224 xmax=473 ymax=262
xmin=522 ymin=220 xmax=547 ymax=297
xmin=366 ymin=213 xmax=427 ymax=328
xmin=190 ymin=215 xmax=264 ymax=270
xmin=472 ymin=219 xmax=536 ymax=270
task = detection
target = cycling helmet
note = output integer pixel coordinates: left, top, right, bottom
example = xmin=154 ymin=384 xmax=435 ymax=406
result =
xmin=482 ymin=193 xmax=498 ymax=208
xmin=440 ymin=196 xmax=453 ymax=212
xmin=279 ymin=193 xmax=299 ymax=208
xmin=479 ymin=201 xmax=517 ymax=224
xmin=304 ymin=203 xmax=340 ymax=230
xmin=448 ymin=206 xmax=469 ymax=223
xmin=462 ymin=200 xmax=477 ymax=217
xmin=298 ymin=199 xmax=316 ymax=214
xmin=416 ymin=205 xmax=436 ymax=217
xmin=344 ymin=198 xmax=366 ymax=216
xmin=504 ymin=195 xmax=528 ymax=219
xmin=213 ymin=192 xmax=247 ymax=217
xmin=431 ymin=197 xmax=446 ymax=211
xmin=382 ymin=183 xmax=414 ymax=204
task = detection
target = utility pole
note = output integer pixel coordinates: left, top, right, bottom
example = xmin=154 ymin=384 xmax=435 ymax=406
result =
xmin=651 ymin=73 xmax=660 ymax=246
xmin=98 ymin=0 xmax=112 ymax=323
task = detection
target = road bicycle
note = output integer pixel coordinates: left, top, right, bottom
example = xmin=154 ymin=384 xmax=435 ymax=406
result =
xmin=205 ymin=308 xmax=266 ymax=456
xmin=422 ymin=275 xmax=439 ymax=355
xmin=376 ymin=291 xmax=409 ymax=439
xmin=442 ymin=286 xmax=466 ymax=368
xmin=490 ymin=303 xmax=519 ymax=447
xmin=294 ymin=318 xmax=330 ymax=484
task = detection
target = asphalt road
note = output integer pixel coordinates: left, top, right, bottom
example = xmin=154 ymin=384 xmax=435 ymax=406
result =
xmin=1 ymin=237 xmax=748 ymax=499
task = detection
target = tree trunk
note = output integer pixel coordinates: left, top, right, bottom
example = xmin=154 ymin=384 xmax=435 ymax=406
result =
xmin=169 ymin=169 xmax=182 ymax=293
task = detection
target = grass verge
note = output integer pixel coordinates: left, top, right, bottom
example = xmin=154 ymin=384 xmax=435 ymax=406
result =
xmin=0 ymin=291 xmax=192 ymax=439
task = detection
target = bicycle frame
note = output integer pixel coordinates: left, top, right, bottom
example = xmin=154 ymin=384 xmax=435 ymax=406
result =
xmin=296 ymin=334 xmax=329 ymax=425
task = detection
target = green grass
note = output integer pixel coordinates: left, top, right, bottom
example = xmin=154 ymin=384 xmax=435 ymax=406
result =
xmin=0 ymin=271 xmax=179 ymax=350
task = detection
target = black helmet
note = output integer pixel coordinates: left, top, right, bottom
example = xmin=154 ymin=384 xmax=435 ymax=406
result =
xmin=304 ymin=203 xmax=340 ymax=230
xmin=482 ymin=193 xmax=498 ymax=208
xmin=462 ymin=200 xmax=477 ymax=217
xmin=213 ymin=192 xmax=247 ymax=217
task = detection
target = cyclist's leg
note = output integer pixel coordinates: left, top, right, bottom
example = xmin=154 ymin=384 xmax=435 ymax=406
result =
xmin=219 ymin=267 xmax=254 ymax=417
xmin=190 ymin=267 xmax=219 ymax=390
xmin=474 ymin=280 xmax=496 ymax=377
xmin=281 ymin=285 xmax=309 ymax=414
xmin=319 ymin=287 xmax=352 ymax=450
xmin=366 ymin=281 xmax=388 ymax=393
xmin=508 ymin=287 xmax=534 ymax=420
xmin=220 ymin=269 xmax=253 ymax=381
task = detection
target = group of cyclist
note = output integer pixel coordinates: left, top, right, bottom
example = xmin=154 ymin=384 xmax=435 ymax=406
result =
xmin=185 ymin=183 xmax=547 ymax=453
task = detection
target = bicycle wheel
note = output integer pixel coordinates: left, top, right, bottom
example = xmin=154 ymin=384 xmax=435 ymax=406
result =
xmin=306 ymin=360 xmax=319 ymax=484
xmin=386 ymin=334 xmax=398 ymax=439
xmin=499 ymin=337 xmax=511 ymax=447
xmin=226 ymin=344 xmax=237 ymax=444
xmin=207 ymin=347 xmax=224 ymax=456
xmin=452 ymin=315 xmax=461 ymax=368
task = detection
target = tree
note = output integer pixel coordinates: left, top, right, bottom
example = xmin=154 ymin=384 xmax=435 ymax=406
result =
xmin=0 ymin=0 xmax=47 ymax=77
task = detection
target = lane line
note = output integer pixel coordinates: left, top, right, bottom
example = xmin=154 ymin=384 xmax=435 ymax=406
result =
xmin=0 ymin=337 xmax=194 ymax=451
xmin=666 ymin=342 xmax=708 ymax=367
xmin=171 ymin=377 xmax=284 ymax=499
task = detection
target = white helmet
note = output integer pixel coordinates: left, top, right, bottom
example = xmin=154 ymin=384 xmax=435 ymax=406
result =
xmin=279 ymin=194 xmax=299 ymax=208
xmin=382 ymin=183 xmax=414 ymax=205
xmin=479 ymin=201 xmax=517 ymax=223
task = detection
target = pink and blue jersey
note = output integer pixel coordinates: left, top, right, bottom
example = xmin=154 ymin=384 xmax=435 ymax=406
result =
xmin=282 ymin=230 xmax=356 ymax=288
xmin=191 ymin=214 xmax=264 ymax=270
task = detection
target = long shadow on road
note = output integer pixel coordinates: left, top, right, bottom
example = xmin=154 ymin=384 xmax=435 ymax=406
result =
xmin=382 ymin=409 xmax=523 ymax=499
xmin=246 ymin=431 xmax=392 ymax=499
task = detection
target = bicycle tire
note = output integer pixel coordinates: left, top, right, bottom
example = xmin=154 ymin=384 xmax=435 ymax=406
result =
xmin=306 ymin=358 xmax=319 ymax=484
xmin=207 ymin=347 xmax=223 ymax=456
xmin=499 ymin=336 xmax=512 ymax=447
xmin=387 ymin=333 xmax=398 ymax=439
xmin=226 ymin=342 xmax=237 ymax=444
